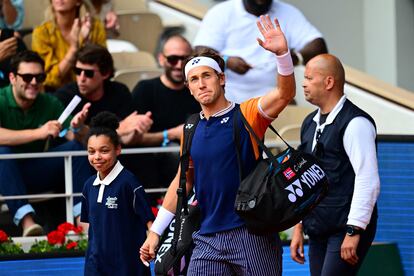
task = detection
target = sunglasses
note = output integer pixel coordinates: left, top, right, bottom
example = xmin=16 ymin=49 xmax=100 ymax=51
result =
xmin=74 ymin=67 xmax=95 ymax=78
xmin=164 ymin=55 xmax=188 ymax=66
xmin=16 ymin=73 xmax=46 ymax=84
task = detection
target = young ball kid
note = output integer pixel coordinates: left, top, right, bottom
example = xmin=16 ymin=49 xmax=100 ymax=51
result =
xmin=81 ymin=111 xmax=154 ymax=275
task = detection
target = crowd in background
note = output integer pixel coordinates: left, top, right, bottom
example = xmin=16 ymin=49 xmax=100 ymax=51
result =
xmin=0 ymin=1 xmax=380 ymax=276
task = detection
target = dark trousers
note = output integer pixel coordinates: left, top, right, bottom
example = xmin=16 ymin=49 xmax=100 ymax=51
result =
xmin=0 ymin=141 xmax=94 ymax=223
xmin=308 ymin=218 xmax=377 ymax=276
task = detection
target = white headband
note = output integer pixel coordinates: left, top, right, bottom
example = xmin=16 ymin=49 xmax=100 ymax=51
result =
xmin=184 ymin=57 xmax=223 ymax=79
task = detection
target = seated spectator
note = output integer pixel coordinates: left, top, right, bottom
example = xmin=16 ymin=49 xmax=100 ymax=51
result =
xmin=0 ymin=28 xmax=26 ymax=87
xmin=55 ymin=43 xmax=153 ymax=145
xmin=88 ymin=0 xmax=118 ymax=37
xmin=0 ymin=50 xmax=93 ymax=236
xmin=0 ymin=0 xmax=24 ymax=30
xmin=194 ymin=0 xmax=328 ymax=103
xmin=87 ymin=0 xmax=138 ymax=53
xmin=129 ymin=34 xmax=200 ymax=195
xmin=32 ymin=0 xmax=106 ymax=91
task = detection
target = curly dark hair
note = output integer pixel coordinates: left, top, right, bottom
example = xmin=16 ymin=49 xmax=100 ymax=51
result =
xmin=87 ymin=111 xmax=120 ymax=147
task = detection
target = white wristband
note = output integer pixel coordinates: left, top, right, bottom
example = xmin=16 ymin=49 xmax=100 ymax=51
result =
xmin=276 ymin=50 xmax=294 ymax=76
xmin=150 ymin=206 xmax=175 ymax=236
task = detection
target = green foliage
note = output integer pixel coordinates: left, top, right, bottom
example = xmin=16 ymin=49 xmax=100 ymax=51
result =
xmin=77 ymin=237 xmax=88 ymax=251
xmin=0 ymin=238 xmax=24 ymax=255
xmin=29 ymin=240 xmax=59 ymax=253
xmin=279 ymin=231 xmax=289 ymax=241
xmin=0 ymin=222 xmax=88 ymax=256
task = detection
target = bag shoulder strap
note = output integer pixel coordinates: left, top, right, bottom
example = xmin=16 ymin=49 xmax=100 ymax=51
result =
xmin=179 ymin=113 xmax=200 ymax=202
xmin=238 ymin=110 xmax=293 ymax=158
xmin=172 ymin=113 xmax=200 ymax=255
xmin=233 ymin=106 xmax=244 ymax=181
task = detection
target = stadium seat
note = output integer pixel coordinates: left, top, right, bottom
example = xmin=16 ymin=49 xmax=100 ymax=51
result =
xmin=22 ymin=0 xmax=48 ymax=29
xmin=113 ymin=68 xmax=163 ymax=90
xmin=116 ymin=11 xmax=164 ymax=55
xmin=113 ymin=0 xmax=147 ymax=12
xmin=112 ymin=51 xmax=158 ymax=71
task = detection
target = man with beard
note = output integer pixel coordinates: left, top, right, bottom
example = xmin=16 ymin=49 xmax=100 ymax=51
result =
xmin=130 ymin=34 xmax=200 ymax=197
xmin=194 ymin=0 xmax=328 ymax=103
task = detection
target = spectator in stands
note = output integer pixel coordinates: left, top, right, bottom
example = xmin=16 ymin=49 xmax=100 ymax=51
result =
xmin=0 ymin=1 xmax=26 ymax=88
xmin=290 ymin=54 xmax=380 ymax=275
xmin=32 ymin=0 xmax=106 ymax=91
xmin=130 ymin=34 xmax=200 ymax=194
xmin=55 ymin=43 xmax=152 ymax=145
xmin=194 ymin=0 xmax=327 ymax=103
xmin=0 ymin=28 xmax=26 ymax=87
xmin=0 ymin=50 xmax=93 ymax=236
xmin=88 ymin=0 xmax=118 ymax=37
xmin=0 ymin=0 xmax=24 ymax=30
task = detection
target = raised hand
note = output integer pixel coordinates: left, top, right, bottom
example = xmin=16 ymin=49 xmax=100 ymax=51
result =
xmin=0 ymin=36 xmax=17 ymax=61
xmin=80 ymin=13 xmax=92 ymax=41
xmin=256 ymin=15 xmax=288 ymax=56
xmin=105 ymin=11 xmax=119 ymax=30
xmin=69 ymin=18 xmax=81 ymax=48
xmin=71 ymin=102 xmax=91 ymax=129
xmin=119 ymin=111 xmax=153 ymax=136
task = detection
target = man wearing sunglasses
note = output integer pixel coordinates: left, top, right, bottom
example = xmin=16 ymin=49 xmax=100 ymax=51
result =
xmin=55 ymin=43 xmax=153 ymax=146
xmin=290 ymin=54 xmax=380 ymax=276
xmin=0 ymin=50 xmax=93 ymax=236
xmin=130 ymin=35 xmax=200 ymax=196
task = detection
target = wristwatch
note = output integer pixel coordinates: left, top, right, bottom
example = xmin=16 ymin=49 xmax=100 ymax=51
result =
xmin=346 ymin=225 xmax=363 ymax=236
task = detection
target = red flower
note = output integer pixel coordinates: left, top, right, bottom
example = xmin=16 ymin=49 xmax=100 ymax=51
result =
xmin=151 ymin=207 xmax=159 ymax=217
xmin=47 ymin=230 xmax=65 ymax=245
xmin=0 ymin=230 xmax=8 ymax=243
xmin=66 ymin=241 xmax=78 ymax=250
xmin=57 ymin=222 xmax=76 ymax=235
xmin=74 ymin=226 xmax=83 ymax=234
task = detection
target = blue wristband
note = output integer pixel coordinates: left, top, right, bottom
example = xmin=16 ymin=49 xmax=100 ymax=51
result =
xmin=162 ymin=130 xmax=169 ymax=147
xmin=70 ymin=127 xmax=81 ymax=133
xmin=222 ymin=55 xmax=229 ymax=70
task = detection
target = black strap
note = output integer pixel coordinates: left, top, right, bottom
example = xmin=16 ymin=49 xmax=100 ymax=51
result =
xmin=238 ymin=110 xmax=293 ymax=165
xmin=233 ymin=107 xmax=244 ymax=182
xmin=171 ymin=113 xmax=200 ymax=257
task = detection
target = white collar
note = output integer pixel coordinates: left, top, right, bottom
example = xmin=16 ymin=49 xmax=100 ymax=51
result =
xmin=312 ymin=95 xmax=347 ymax=129
xmin=310 ymin=95 xmax=347 ymax=151
xmin=92 ymin=161 xmax=124 ymax=187
xmin=199 ymin=102 xmax=235 ymax=119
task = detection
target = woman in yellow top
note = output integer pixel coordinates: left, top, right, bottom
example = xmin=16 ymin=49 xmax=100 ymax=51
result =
xmin=32 ymin=0 xmax=106 ymax=91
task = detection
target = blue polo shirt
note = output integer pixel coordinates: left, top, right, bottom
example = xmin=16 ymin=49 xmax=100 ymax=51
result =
xmin=190 ymin=99 xmax=271 ymax=234
xmin=81 ymin=161 xmax=154 ymax=276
